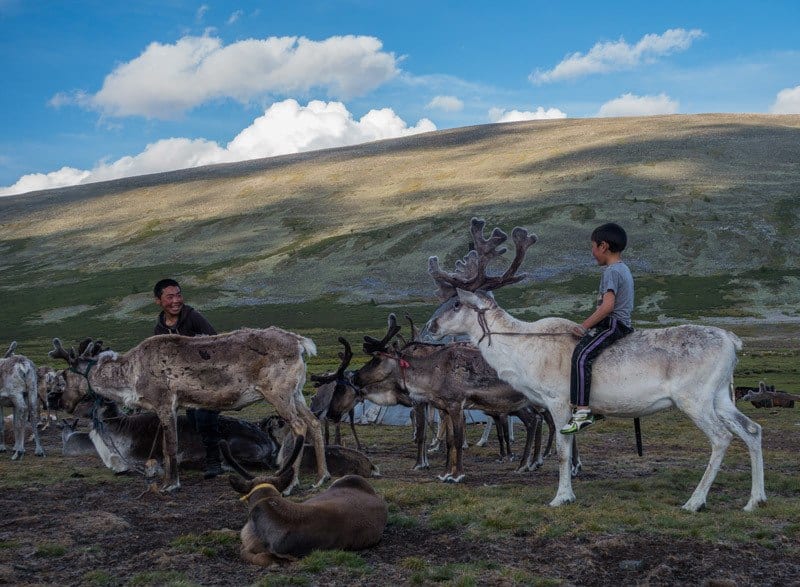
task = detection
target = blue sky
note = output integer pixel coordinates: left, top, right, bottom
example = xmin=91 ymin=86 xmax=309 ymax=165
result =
xmin=1 ymin=0 xmax=799 ymax=195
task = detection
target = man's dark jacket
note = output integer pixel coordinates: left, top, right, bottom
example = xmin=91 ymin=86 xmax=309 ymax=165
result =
xmin=153 ymin=304 xmax=217 ymax=337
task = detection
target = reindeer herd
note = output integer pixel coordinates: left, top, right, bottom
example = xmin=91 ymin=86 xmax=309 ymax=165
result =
xmin=1 ymin=218 xmax=776 ymax=566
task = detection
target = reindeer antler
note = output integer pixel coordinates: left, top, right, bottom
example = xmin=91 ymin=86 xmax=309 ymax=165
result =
xmin=404 ymin=314 xmax=419 ymax=343
xmin=336 ymin=337 xmax=353 ymax=377
xmin=49 ymin=338 xmax=76 ymax=365
xmin=310 ymin=337 xmax=354 ymax=386
xmin=3 ymin=341 xmax=16 ymax=358
xmin=363 ymin=313 xmax=401 ymax=354
xmin=428 ymin=217 xmax=537 ymax=299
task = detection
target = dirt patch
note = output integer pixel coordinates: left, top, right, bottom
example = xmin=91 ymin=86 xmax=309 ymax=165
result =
xmin=1 ymin=416 xmax=797 ymax=586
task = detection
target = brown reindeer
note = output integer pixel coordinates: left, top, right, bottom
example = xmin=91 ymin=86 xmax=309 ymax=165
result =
xmin=48 ymin=328 xmax=328 ymax=494
xmin=309 ymin=337 xmax=364 ymax=450
xmin=223 ymin=436 xmax=388 ymax=566
xmin=354 ymin=314 xmax=569 ymax=482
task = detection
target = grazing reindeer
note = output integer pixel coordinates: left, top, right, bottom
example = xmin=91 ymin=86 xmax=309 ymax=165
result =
xmin=48 ymin=328 xmax=327 ymax=494
xmin=225 ymin=435 xmax=388 ymax=566
xmin=309 ymin=337 xmax=364 ymax=450
xmin=355 ymin=314 xmax=563 ymax=482
xmin=0 ymin=342 xmax=45 ymax=460
xmin=423 ymin=218 xmax=765 ymax=511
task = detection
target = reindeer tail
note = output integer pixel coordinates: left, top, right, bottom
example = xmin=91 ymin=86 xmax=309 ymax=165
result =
xmin=726 ymin=330 xmax=743 ymax=352
xmin=299 ymin=336 xmax=317 ymax=358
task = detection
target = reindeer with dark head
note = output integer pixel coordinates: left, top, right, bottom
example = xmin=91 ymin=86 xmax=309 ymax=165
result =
xmin=423 ymin=218 xmax=765 ymax=511
xmin=309 ymin=337 xmax=364 ymax=450
xmin=355 ymin=313 xmax=560 ymax=482
xmin=49 ymin=328 xmax=327 ymax=494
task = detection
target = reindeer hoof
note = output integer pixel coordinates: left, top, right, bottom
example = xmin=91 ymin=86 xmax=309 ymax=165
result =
xmin=549 ymin=494 xmax=575 ymax=507
xmin=312 ymin=474 xmax=331 ymax=489
xmin=160 ymin=482 xmax=181 ymax=494
xmin=35 ymin=450 xmax=45 ymax=457
xmin=11 ymin=451 xmax=23 ymax=461
xmin=446 ymin=474 xmax=465 ymax=483
xmin=413 ymin=464 xmax=429 ymax=471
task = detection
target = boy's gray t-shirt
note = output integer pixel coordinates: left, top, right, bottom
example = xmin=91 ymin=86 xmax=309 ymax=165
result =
xmin=597 ymin=261 xmax=634 ymax=327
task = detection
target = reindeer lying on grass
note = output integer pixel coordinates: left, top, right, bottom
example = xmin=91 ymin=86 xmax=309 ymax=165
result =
xmin=54 ymin=391 xmax=280 ymax=474
xmin=224 ymin=435 xmax=388 ymax=567
xmin=423 ymin=218 xmax=765 ymax=511
xmin=49 ymin=328 xmax=327 ymax=494
xmin=0 ymin=341 xmax=45 ymax=460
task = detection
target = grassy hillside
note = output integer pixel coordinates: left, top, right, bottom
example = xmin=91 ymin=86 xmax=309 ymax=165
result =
xmin=2 ymin=113 xmax=800 ymax=366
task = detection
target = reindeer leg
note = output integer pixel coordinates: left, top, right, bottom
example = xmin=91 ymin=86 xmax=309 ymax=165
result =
xmin=475 ymin=417 xmax=492 ymax=447
xmin=11 ymin=401 xmax=28 ymax=460
xmin=514 ymin=410 xmax=538 ymax=472
xmin=159 ymin=409 xmax=181 ymax=493
xmin=0 ymin=405 xmax=6 ymax=453
xmin=28 ymin=387 xmax=44 ymax=457
xmin=550 ymin=405 xmax=576 ymax=506
xmin=449 ymin=407 xmax=466 ymax=483
xmin=492 ymin=415 xmax=506 ymax=461
xmin=412 ymin=403 xmax=429 ymax=470
xmin=428 ymin=406 xmax=442 ymax=453
xmin=297 ymin=405 xmax=329 ymax=490
xmin=541 ymin=409 xmax=556 ymax=459
xmin=347 ymin=408 xmax=363 ymax=452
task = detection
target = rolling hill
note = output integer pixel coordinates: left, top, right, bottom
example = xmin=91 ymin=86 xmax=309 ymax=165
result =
xmin=2 ymin=113 xmax=800 ymax=359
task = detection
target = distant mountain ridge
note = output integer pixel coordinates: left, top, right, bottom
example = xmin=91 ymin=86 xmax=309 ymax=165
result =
xmin=2 ymin=113 xmax=800 ymax=351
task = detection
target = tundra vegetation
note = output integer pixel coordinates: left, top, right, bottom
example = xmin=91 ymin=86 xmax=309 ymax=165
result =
xmin=1 ymin=115 xmax=799 ymax=583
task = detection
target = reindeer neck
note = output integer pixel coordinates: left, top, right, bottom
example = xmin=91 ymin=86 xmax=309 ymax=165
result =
xmin=84 ymin=352 xmax=136 ymax=403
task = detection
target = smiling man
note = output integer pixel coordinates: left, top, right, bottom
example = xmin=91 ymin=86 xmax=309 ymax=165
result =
xmin=153 ymin=278 xmax=222 ymax=478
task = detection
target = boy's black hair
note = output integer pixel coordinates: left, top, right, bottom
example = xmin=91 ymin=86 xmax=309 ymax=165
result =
xmin=591 ymin=223 xmax=627 ymax=253
xmin=154 ymin=278 xmax=181 ymax=298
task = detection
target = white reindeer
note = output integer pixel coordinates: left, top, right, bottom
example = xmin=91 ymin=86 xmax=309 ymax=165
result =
xmin=423 ymin=218 xmax=765 ymax=512
xmin=0 ymin=341 xmax=45 ymax=460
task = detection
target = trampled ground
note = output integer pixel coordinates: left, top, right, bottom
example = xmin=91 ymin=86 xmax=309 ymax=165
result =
xmin=1 ymin=404 xmax=798 ymax=586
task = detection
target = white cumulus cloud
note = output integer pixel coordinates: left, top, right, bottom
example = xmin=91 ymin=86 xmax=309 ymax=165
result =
xmin=0 ymin=100 xmax=435 ymax=196
xmin=488 ymin=106 xmax=567 ymax=123
xmin=597 ymin=93 xmax=679 ymax=117
xmin=531 ymin=28 xmax=704 ymax=84
xmin=770 ymin=85 xmax=800 ymax=113
xmin=50 ymin=34 xmax=400 ymax=119
xmin=426 ymin=95 xmax=464 ymax=112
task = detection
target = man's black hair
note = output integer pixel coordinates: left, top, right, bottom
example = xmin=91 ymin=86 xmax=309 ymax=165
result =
xmin=154 ymin=278 xmax=181 ymax=298
xmin=591 ymin=223 xmax=627 ymax=253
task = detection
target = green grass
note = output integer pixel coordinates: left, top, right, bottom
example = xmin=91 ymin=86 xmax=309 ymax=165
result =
xmin=170 ymin=529 xmax=239 ymax=557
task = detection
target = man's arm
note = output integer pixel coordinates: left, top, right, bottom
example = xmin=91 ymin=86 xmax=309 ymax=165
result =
xmin=189 ymin=309 xmax=217 ymax=336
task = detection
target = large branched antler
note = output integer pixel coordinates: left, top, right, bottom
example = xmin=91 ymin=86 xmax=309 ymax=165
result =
xmin=362 ymin=313 xmax=401 ymax=354
xmin=310 ymin=337 xmax=354 ymax=387
xmin=428 ymin=217 xmax=538 ymax=299
xmin=49 ymin=338 xmax=76 ymax=365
